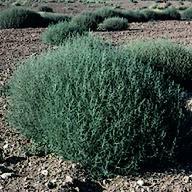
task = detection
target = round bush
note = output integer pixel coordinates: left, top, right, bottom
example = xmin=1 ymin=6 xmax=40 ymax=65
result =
xmin=126 ymin=39 xmax=192 ymax=87
xmin=98 ymin=17 xmax=128 ymax=31
xmin=8 ymin=35 xmax=184 ymax=178
xmin=0 ymin=7 xmax=44 ymax=29
xmin=71 ymin=12 xmax=102 ymax=31
xmin=42 ymin=21 xmax=86 ymax=45
xmin=182 ymin=8 xmax=192 ymax=20
xmin=38 ymin=6 xmax=53 ymax=13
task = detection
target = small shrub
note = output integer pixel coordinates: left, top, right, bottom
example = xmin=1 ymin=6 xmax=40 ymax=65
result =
xmin=71 ymin=12 xmax=101 ymax=31
xmin=8 ymin=35 xmax=185 ymax=178
xmin=0 ymin=7 xmax=44 ymax=29
xmin=126 ymin=39 xmax=192 ymax=87
xmin=181 ymin=7 xmax=192 ymax=20
xmin=98 ymin=17 xmax=128 ymax=31
xmin=38 ymin=6 xmax=54 ymax=12
xmin=93 ymin=7 xmax=122 ymax=20
xmin=42 ymin=21 xmax=86 ymax=45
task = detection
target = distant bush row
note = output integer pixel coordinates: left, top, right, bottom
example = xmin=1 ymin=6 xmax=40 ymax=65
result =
xmin=42 ymin=6 xmax=189 ymax=45
xmin=0 ymin=6 xmax=191 ymax=29
xmin=0 ymin=7 xmax=71 ymax=29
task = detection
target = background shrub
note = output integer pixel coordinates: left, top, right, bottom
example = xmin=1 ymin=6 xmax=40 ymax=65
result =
xmin=126 ymin=39 xmax=192 ymax=88
xmin=93 ymin=7 xmax=122 ymax=20
xmin=42 ymin=21 xmax=86 ymax=45
xmin=98 ymin=17 xmax=128 ymax=31
xmin=39 ymin=12 xmax=71 ymax=25
xmin=120 ymin=10 xmax=147 ymax=22
xmin=181 ymin=7 xmax=192 ymax=20
xmin=38 ymin=6 xmax=54 ymax=12
xmin=71 ymin=12 xmax=101 ymax=31
xmin=141 ymin=8 xmax=180 ymax=21
xmin=163 ymin=7 xmax=181 ymax=20
xmin=0 ymin=7 xmax=44 ymax=29
xmin=8 ymin=35 xmax=185 ymax=178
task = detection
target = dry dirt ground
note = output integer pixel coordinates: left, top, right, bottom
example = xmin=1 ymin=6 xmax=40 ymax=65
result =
xmin=1 ymin=1 xmax=192 ymax=191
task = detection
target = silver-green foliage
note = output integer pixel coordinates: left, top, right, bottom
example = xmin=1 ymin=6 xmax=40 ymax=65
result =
xmin=42 ymin=21 xmax=86 ymax=45
xmin=8 ymin=36 xmax=184 ymax=178
xmin=98 ymin=17 xmax=128 ymax=31
xmin=0 ymin=7 xmax=43 ymax=29
xmin=127 ymin=40 xmax=192 ymax=83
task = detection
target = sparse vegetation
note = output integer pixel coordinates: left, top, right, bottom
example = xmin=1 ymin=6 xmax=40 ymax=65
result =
xmin=98 ymin=17 xmax=128 ymax=31
xmin=8 ymin=35 xmax=186 ymax=178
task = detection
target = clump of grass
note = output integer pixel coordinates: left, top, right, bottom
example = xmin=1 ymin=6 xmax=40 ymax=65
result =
xmin=42 ymin=21 xmax=86 ymax=45
xmin=0 ymin=7 xmax=44 ymax=29
xmin=98 ymin=17 xmax=128 ymax=31
xmin=8 ymin=35 xmax=186 ymax=179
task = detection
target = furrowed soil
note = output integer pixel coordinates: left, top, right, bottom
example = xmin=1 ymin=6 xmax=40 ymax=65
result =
xmin=0 ymin=1 xmax=192 ymax=191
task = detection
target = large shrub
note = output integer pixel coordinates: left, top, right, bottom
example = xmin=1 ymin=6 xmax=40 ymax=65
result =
xmin=98 ymin=17 xmax=128 ymax=31
xmin=42 ymin=21 xmax=86 ymax=45
xmin=126 ymin=40 xmax=192 ymax=88
xmin=8 ymin=35 xmax=185 ymax=178
xmin=0 ymin=7 xmax=44 ymax=29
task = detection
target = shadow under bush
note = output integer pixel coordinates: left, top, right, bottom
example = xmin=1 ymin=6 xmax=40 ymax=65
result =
xmin=39 ymin=12 xmax=71 ymax=26
xmin=8 ymin=36 xmax=187 ymax=178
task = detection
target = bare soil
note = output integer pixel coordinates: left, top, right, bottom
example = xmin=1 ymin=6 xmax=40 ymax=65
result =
xmin=1 ymin=1 xmax=192 ymax=191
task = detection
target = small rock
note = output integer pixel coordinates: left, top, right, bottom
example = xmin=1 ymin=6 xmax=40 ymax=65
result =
xmin=65 ymin=175 xmax=73 ymax=183
xmin=183 ymin=176 xmax=190 ymax=183
xmin=137 ymin=179 xmax=144 ymax=186
xmin=75 ymin=187 xmax=79 ymax=192
xmin=1 ymin=172 xmax=14 ymax=179
xmin=3 ymin=143 xmax=8 ymax=150
xmin=41 ymin=170 xmax=48 ymax=176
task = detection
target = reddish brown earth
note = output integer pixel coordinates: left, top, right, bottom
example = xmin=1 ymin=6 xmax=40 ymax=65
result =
xmin=1 ymin=1 xmax=192 ymax=191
